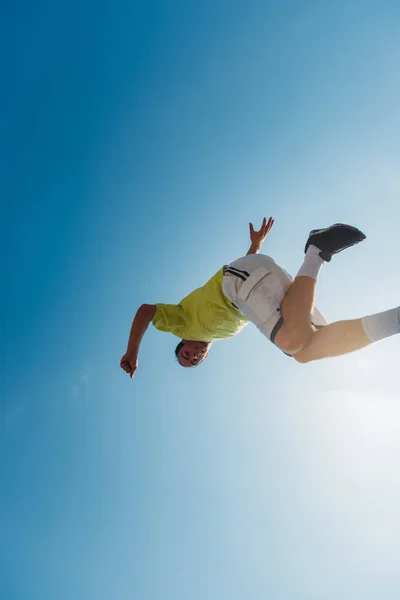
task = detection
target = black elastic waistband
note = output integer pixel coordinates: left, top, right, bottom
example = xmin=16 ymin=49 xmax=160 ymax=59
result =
xmin=270 ymin=315 xmax=284 ymax=345
xmin=269 ymin=315 xmax=293 ymax=358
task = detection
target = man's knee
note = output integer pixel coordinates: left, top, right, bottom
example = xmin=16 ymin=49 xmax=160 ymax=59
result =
xmin=274 ymin=324 xmax=312 ymax=356
xmin=292 ymin=349 xmax=312 ymax=364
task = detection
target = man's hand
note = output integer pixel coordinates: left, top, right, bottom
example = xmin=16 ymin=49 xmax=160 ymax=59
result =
xmin=120 ymin=304 xmax=156 ymax=381
xmin=247 ymin=216 xmax=274 ymax=254
xmin=120 ymin=352 xmax=138 ymax=379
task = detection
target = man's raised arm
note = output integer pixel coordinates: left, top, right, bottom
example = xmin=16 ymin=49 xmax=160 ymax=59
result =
xmin=246 ymin=216 xmax=274 ymax=255
xmin=120 ymin=304 xmax=156 ymax=378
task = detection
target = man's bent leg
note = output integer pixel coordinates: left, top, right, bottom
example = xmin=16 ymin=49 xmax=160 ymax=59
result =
xmin=272 ymin=223 xmax=366 ymax=355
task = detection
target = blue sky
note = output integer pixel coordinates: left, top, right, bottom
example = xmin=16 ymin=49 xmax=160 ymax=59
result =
xmin=2 ymin=1 xmax=400 ymax=598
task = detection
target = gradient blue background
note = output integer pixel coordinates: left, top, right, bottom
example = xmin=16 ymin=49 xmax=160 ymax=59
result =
xmin=2 ymin=2 xmax=400 ymax=599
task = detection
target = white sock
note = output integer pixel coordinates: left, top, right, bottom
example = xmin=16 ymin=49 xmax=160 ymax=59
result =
xmin=361 ymin=307 xmax=400 ymax=343
xmin=296 ymin=245 xmax=325 ymax=281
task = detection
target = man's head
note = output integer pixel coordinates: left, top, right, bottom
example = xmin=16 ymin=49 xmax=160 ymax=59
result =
xmin=175 ymin=340 xmax=212 ymax=367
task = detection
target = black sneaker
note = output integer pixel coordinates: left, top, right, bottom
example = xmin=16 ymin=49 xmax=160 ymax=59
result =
xmin=304 ymin=223 xmax=366 ymax=262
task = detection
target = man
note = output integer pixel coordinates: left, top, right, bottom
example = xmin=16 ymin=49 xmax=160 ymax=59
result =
xmin=120 ymin=218 xmax=400 ymax=378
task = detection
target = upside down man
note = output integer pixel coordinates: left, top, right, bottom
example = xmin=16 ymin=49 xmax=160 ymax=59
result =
xmin=121 ymin=218 xmax=400 ymax=378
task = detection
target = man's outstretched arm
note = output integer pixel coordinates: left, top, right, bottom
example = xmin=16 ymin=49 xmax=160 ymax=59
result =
xmin=247 ymin=216 xmax=274 ymax=254
xmin=120 ymin=304 xmax=156 ymax=378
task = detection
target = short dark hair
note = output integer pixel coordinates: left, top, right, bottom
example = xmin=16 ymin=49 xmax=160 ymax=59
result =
xmin=175 ymin=341 xmax=186 ymax=366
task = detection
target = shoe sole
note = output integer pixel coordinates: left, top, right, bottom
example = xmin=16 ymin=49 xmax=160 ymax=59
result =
xmin=309 ymin=223 xmax=366 ymax=238
xmin=305 ymin=223 xmax=366 ymax=259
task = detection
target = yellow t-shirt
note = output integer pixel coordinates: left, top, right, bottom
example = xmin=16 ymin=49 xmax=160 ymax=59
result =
xmin=152 ymin=268 xmax=248 ymax=341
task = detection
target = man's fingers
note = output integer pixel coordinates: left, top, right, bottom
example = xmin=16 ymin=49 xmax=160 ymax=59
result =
xmin=121 ymin=360 xmax=132 ymax=373
xmin=121 ymin=355 xmax=138 ymax=378
xmin=251 ymin=217 xmax=273 ymax=237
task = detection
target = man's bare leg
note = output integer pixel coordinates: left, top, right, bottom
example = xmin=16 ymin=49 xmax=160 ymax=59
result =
xmin=274 ymin=258 xmax=400 ymax=363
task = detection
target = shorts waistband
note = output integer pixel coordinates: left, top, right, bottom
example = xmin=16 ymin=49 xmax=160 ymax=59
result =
xmin=268 ymin=314 xmax=293 ymax=358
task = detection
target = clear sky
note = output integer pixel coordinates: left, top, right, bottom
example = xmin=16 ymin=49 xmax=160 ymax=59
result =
xmin=2 ymin=1 xmax=400 ymax=599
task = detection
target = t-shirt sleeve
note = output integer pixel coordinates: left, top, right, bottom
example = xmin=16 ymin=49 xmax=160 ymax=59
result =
xmin=152 ymin=303 xmax=185 ymax=336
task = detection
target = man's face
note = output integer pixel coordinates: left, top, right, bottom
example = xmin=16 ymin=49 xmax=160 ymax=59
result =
xmin=177 ymin=341 xmax=211 ymax=367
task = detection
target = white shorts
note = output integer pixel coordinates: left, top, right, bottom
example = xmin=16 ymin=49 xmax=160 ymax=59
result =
xmin=222 ymin=254 xmax=327 ymax=343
